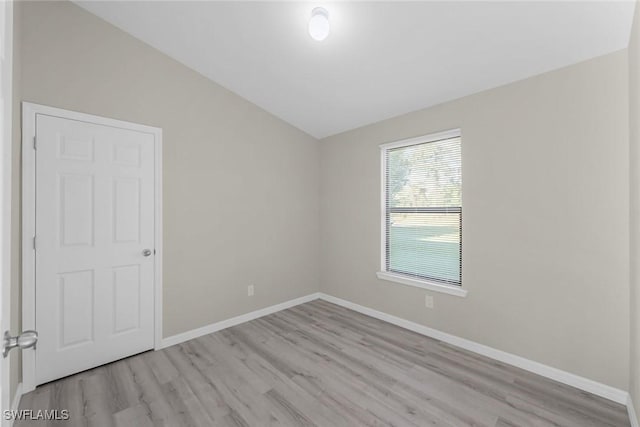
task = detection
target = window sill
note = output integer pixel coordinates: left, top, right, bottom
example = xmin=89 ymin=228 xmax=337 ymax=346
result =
xmin=376 ymin=271 xmax=468 ymax=298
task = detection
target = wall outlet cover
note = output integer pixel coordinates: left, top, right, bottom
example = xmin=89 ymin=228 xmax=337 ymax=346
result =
xmin=425 ymin=295 xmax=434 ymax=309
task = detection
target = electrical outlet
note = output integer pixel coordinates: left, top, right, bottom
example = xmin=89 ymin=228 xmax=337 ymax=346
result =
xmin=425 ymin=295 xmax=434 ymax=309
xmin=248 ymin=285 xmax=255 ymax=297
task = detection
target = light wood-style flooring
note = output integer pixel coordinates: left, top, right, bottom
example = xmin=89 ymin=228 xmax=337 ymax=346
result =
xmin=16 ymin=299 xmax=630 ymax=426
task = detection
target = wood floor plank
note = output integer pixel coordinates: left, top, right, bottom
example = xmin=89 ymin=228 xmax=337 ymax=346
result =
xmin=48 ymin=376 xmax=88 ymax=427
xmin=162 ymin=344 xmax=232 ymax=422
xmin=263 ymin=389 xmax=317 ymax=427
xmin=161 ymin=376 xmax=216 ymax=427
xmin=16 ymin=300 xmax=631 ymax=427
xmin=113 ymin=405 xmax=155 ymax=427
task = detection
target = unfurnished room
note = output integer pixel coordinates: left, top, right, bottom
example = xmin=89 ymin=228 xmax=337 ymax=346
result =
xmin=0 ymin=0 xmax=639 ymax=426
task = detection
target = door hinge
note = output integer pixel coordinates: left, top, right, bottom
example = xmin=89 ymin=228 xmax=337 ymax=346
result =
xmin=33 ymin=236 xmax=36 ymax=251
xmin=33 ymin=136 xmax=37 ymax=150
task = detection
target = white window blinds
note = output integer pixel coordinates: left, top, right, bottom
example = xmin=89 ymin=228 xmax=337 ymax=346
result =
xmin=382 ymin=131 xmax=462 ymax=285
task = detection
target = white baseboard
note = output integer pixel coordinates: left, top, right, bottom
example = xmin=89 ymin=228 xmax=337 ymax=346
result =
xmin=160 ymin=293 xmax=321 ymax=348
xmin=317 ymin=293 xmax=629 ymax=405
xmin=7 ymin=382 xmax=22 ymax=427
xmin=629 ymin=394 xmax=640 ymax=427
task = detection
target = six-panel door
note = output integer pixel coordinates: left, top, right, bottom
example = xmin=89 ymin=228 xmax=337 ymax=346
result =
xmin=35 ymin=114 xmax=155 ymax=385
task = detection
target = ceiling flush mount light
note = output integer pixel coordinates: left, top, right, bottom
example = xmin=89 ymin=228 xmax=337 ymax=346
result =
xmin=309 ymin=7 xmax=330 ymax=41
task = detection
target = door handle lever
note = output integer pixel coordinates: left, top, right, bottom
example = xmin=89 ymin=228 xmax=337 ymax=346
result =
xmin=3 ymin=330 xmax=38 ymax=358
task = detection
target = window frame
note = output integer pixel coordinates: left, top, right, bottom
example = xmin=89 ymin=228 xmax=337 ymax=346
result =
xmin=378 ymin=129 xmax=467 ymax=298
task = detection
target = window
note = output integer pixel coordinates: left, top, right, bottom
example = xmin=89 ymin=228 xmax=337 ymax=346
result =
xmin=378 ymin=129 xmax=463 ymax=295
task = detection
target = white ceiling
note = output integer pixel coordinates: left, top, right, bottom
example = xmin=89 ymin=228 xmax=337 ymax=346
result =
xmin=75 ymin=1 xmax=635 ymax=139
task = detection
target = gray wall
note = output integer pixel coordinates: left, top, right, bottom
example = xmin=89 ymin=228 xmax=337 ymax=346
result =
xmin=320 ymin=50 xmax=630 ymax=390
xmin=10 ymin=0 xmax=320 ymax=399
xmin=629 ymin=0 xmax=640 ymax=422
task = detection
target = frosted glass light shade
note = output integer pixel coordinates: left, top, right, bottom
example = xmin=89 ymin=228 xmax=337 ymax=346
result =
xmin=309 ymin=7 xmax=329 ymax=41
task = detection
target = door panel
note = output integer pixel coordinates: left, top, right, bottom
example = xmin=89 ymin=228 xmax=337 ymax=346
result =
xmin=112 ymin=265 xmax=141 ymax=334
xmin=58 ymin=270 xmax=94 ymax=348
xmin=113 ymin=177 xmax=140 ymax=243
xmin=35 ymin=114 xmax=155 ymax=385
xmin=59 ymin=173 xmax=94 ymax=247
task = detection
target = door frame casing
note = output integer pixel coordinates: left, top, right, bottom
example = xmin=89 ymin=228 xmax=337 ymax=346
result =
xmin=1 ymin=0 xmax=13 ymax=421
xmin=21 ymin=102 xmax=163 ymax=393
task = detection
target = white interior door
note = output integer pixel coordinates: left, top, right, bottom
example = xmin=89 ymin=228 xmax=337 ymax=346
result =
xmin=35 ymin=114 xmax=156 ymax=386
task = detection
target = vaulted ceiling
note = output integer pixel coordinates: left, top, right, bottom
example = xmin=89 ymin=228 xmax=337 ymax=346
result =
xmin=75 ymin=1 xmax=635 ymax=139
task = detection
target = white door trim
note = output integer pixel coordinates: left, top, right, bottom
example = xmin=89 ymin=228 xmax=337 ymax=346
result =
xmin=1 ymin=0 xmax=13 ymax=422
xmin=21 ymin=102 xmax=163 ymax=393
